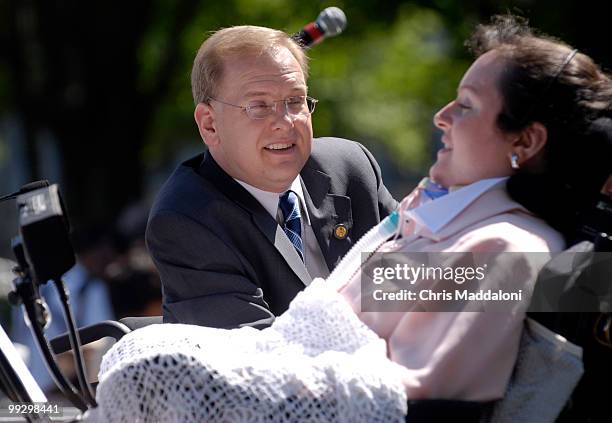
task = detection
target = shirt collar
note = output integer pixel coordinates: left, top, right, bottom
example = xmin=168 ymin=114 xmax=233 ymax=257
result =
xmin=234 ymin=177 xmax=311 ymax=225
xmin=407 ymin=177 xmax=508 ymax=235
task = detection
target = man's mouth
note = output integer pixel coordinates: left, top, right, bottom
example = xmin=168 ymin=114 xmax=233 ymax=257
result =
xmin=264 ymin=143 xmax=294 ymax=151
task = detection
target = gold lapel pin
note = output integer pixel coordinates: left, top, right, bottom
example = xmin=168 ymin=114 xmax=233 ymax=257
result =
xmin=333 ymin=224 xmax=348 ymax=240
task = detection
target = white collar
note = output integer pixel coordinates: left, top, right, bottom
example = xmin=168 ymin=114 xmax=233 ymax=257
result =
xmin=234 ymin=177 xmax=311 ymax=225
xmin=407 ymin=177 xmax=508 ymax=234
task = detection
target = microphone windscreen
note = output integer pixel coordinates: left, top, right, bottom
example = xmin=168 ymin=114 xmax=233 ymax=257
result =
xmin=316 ymin=7 xmax=347 ymax=37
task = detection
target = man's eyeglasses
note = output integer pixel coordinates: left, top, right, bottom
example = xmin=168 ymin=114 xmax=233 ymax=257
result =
xmin=207 ymin=96 xmax=318 ymax=120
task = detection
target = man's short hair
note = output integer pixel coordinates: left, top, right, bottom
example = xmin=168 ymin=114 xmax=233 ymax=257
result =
xmin=191 ymin=25 xmax=309 ymax=105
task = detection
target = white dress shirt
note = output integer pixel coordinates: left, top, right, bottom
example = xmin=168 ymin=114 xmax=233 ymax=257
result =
xmin=407 ymin=177 xmax=509 ymax=235
xmin=235 ymin=177 xmax=330 ymax=281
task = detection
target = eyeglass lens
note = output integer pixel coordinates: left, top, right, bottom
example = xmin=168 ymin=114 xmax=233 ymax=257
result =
xmin=246 ymin=97 xmax=316 ymax=119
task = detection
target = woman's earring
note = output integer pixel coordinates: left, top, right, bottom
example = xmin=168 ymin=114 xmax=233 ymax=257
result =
xmin=510 ymin=153 xmax=520 ymax=170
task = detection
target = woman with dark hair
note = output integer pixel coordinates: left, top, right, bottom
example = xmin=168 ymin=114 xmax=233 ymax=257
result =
xmin=340 ymin=14 xmax=611 ymax=402
xmin=90 ymin=15 xmax=611 ymax=422
xmin=466 ymin=15 xmax=612 ymax=243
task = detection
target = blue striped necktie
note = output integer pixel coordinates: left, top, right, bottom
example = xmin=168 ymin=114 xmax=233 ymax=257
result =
xmin=279 ymin=191 xmax=304 ymax=262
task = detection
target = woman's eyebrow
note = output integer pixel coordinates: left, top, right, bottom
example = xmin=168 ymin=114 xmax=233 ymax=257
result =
xmin=457 ymin=84 xmax=479 ymax=95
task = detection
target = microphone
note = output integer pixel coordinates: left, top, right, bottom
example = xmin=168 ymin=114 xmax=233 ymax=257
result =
xmin=292 ymin=7 xmax=347 ymax=48
xmin=0 ymin=180 xmax=50 ymax=202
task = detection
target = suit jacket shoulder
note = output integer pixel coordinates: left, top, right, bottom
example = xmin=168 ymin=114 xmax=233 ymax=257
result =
xmin=306 ymin=137 xmax=389 ymax=193
xmin=304 ymin=136 xmax=397 ymax=219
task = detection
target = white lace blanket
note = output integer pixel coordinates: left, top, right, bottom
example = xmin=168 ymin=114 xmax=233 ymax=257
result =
xmin=86 ymin=278 xmax=408 ymax=422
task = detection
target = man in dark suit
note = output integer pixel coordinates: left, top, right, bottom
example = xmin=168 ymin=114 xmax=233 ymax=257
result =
xmin=146 ymin=25 xmax=397 ymax=329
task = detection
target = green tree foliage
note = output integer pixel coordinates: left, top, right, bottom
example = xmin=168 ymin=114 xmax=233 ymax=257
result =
xmin=2 ymin=0 xmax=608 ymax=225
xmin=310 ymin=5 xmax=467 ymax=169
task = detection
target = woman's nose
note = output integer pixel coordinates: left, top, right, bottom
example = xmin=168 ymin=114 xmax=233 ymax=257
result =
xmin=433 ymin=102 xmax=453 ymax=130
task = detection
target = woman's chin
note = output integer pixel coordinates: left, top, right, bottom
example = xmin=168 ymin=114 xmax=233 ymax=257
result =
xmin=428 ymin=165 xmax=449 ymax=187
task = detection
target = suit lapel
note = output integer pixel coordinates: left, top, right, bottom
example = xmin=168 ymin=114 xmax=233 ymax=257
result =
xmin=301 ymin=166 xmax=353 ymax=270
xmin=197 ymin=152 xmax=311 ymax=286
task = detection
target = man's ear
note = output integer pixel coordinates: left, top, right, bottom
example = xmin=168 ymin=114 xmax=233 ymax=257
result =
xmin=194 ymin=103 xmax=219 ymax=147
xmin=511 ymin=121 xmax=548 ymax=168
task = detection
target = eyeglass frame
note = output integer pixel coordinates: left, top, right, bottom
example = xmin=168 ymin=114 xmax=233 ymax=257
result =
xmin=206 ymin=95 xmax=318 ymax=120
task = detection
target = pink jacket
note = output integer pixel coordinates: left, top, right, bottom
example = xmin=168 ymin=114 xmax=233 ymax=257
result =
xmin=339 ymin=181 xmax=565 ymax=401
